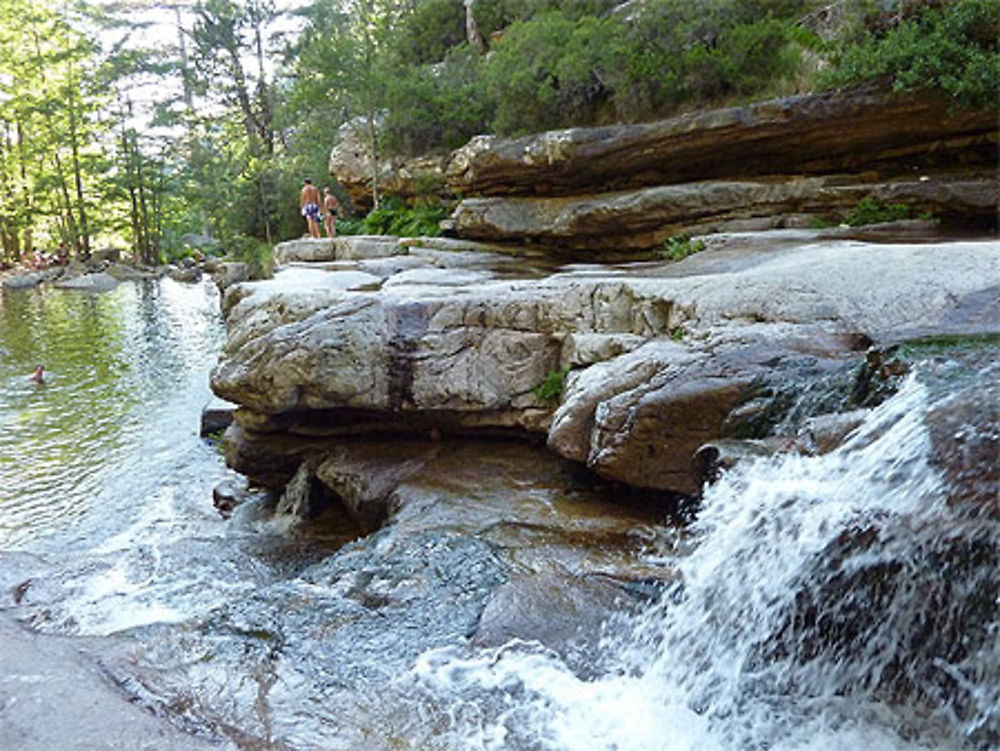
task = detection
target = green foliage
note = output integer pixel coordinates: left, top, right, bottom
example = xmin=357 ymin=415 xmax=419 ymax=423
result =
xmin=843 ymin=196 xmax=911 ymax=227
xmin=658 ymin=235 xmax=706 ymax=262
xmin=473 ymin=0 xmax=619 ymax=38
xmin=226 ymin=234 xmax=274 ymax=279
xmin=610 ymin=1 xmax=809 ymax=120
xmin=360 ymin=196 xmax=447 ymax=236
xmin=335 ymin=216 xmax=365 ymax=236
xmin=482 ymin=11 xmax=622 ymax=135
xmin=394 ymin=0 xmax=466 ymax=64
xmin=533 ymin=368 xmax=569 ymax=404
xmin=380 ymin=44 xmax=491 ymax=155
xmin=821 ymin=0 xmax=1000 ymax=108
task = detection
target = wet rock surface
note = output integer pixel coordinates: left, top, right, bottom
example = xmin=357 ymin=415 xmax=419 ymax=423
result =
xmin=3 ymin=441 xmax=677 ymax=750
xmin=0 ymin=614 xmax=235 ymax=751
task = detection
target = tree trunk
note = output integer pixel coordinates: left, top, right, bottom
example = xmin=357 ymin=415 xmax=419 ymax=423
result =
xmin=15 ymin=119 xmax=33 ymax=257
xmin=464 ymin=0 xmax=485 ymax=52
xmin=66 ymin=59 xmax=91 ymax=260
xmin=367 ymin=110 xmax=379 ymax=209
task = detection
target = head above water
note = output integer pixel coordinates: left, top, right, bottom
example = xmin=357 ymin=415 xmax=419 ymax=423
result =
xmin=31 ymin=364 xmax=44 ymax=382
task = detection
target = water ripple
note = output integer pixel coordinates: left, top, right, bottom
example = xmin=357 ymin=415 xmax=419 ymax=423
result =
xmin=0 ymin=278 xmax=227 ymax=553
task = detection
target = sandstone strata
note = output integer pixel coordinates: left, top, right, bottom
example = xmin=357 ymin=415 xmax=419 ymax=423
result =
xmin=450 ymin=176 xmax=996 ymax=249
xmin=444 ymin=91 xmax=997 ymax=197
xmin=328 ymin=90 xmax=997 ymax=251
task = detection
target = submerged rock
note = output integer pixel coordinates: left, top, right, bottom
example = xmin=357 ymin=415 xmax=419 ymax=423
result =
xmin=0 ymin=614 xmax=235 ymax=751
xmin=53 ymin=272 xmax=120 ymax=292
xmin=926 ymin=375 xmax=1000 ymax=516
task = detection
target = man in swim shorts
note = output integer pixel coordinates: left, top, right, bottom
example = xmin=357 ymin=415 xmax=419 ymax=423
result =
xmin=300 ymin=179 xmax=323 ymax=238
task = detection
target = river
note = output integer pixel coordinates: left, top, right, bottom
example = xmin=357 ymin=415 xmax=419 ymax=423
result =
xmin=0 ymin=276 xmax=997 ymax=750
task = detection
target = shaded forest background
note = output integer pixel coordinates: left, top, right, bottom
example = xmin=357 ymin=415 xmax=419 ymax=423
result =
xmin=0 ymin=0 xmax=995 ymax=265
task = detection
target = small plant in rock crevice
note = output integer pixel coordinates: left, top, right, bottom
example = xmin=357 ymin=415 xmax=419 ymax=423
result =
xmin=843 ymin=196 xmax=912 ymax=227
xmin=658 ymin=235 xmax=706 ymax=262
xmin=533 ymin=369 xmax=569 ymax=404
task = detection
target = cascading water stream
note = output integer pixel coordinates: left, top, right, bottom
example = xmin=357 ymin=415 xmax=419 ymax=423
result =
xmin=411 ymin=374 xmax=998 ymax=750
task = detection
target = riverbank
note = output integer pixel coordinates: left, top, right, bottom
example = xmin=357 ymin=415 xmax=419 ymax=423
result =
xmin=194 ymin=226 xmax=1000 ymax=748
xmin=212 ymin=230 xmax=1000 ymax=501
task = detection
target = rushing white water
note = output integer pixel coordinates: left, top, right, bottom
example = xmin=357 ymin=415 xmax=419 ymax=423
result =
xmin=412 ymin=376 xmax=993 ymax=750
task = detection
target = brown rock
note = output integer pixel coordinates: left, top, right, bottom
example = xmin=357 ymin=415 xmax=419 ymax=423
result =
xmin=328 ymin=117 xmax=451 ymax=211
xmin=926 ymin=380 xmax=1000 ymax=517
xmin=450 ymin=176 xmax=997 ymax=250
xmin=446 ymin=90 xmax=997 ymax=198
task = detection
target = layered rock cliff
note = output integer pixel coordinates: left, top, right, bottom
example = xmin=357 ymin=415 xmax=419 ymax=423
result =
xmin=330 ymin=90 xmax=998 ymax=249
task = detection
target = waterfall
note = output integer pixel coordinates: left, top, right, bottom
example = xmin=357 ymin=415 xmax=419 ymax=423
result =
xmin=413 ymin=374 xmax=999 ymax=750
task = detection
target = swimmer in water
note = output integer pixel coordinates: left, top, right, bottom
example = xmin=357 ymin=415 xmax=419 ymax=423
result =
xmin=29 ymin=364 xmax=44 ymax=383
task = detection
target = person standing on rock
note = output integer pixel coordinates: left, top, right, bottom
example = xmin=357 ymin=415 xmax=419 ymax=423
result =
xmin=323 ymin=187 xmax=339 ymax=239
xmin=300 ymin=179 xmax=323 ymax=238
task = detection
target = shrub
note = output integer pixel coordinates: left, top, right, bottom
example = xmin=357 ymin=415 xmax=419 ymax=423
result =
xmin=226 ymin=234 xmax=274 ymax=279
xmin=381 ymin=45 xmax=492 ymax=155
xmin=843 ymin=196 xmax=911 ymax=226
xmin=481 ymin=11 xmax=624 ymax=135
xmin=395 ymin=0 xmax=466 ymax=65
xmin=659 ymin=235 xmax=706 ymax=261
xmin=821 ymin=0 xmax=1000 ymax=109
xmin=361 ymin=196 xmax=448 ymax=236
xmin=607 ymin=0 xmax=811 ymax=120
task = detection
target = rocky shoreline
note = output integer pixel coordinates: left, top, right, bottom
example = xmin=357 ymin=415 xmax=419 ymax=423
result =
xmin=211 ymin=231 xmax=1000 ymax=516
xmin=215 ymin=87 xmax=998 ymax=531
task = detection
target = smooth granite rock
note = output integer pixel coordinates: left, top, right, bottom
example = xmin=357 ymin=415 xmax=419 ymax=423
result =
xmin=212 ymin=237 xmax=1000 ymax=494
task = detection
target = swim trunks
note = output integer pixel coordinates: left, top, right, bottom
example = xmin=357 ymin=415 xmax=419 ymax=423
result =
xmin=302 ymin=203 xmax=321 ymax=222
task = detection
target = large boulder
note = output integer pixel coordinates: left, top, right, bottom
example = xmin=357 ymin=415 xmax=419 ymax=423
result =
xmin=53 ymin=272 xmax=120 ymax=292
xmin=329 ymin=117 xmax=450 ymax=211
xmin=212 ymin=237 xmax=1000 ymax=495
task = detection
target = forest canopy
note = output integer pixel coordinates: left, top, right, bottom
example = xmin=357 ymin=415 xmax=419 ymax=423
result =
xmin=0 ymin=0 xmax=995 ymax=265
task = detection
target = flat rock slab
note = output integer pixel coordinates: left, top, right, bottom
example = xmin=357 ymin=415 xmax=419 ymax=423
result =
xmin=0 ymin=615 xmax=234 ymax=751
xmin=54 ymin=272 xmax=120 ymax=292
xmin=274 ymin=236 xmax=403 ymax=264
xmin=451 ymin=176 xmax=997 ymax=250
